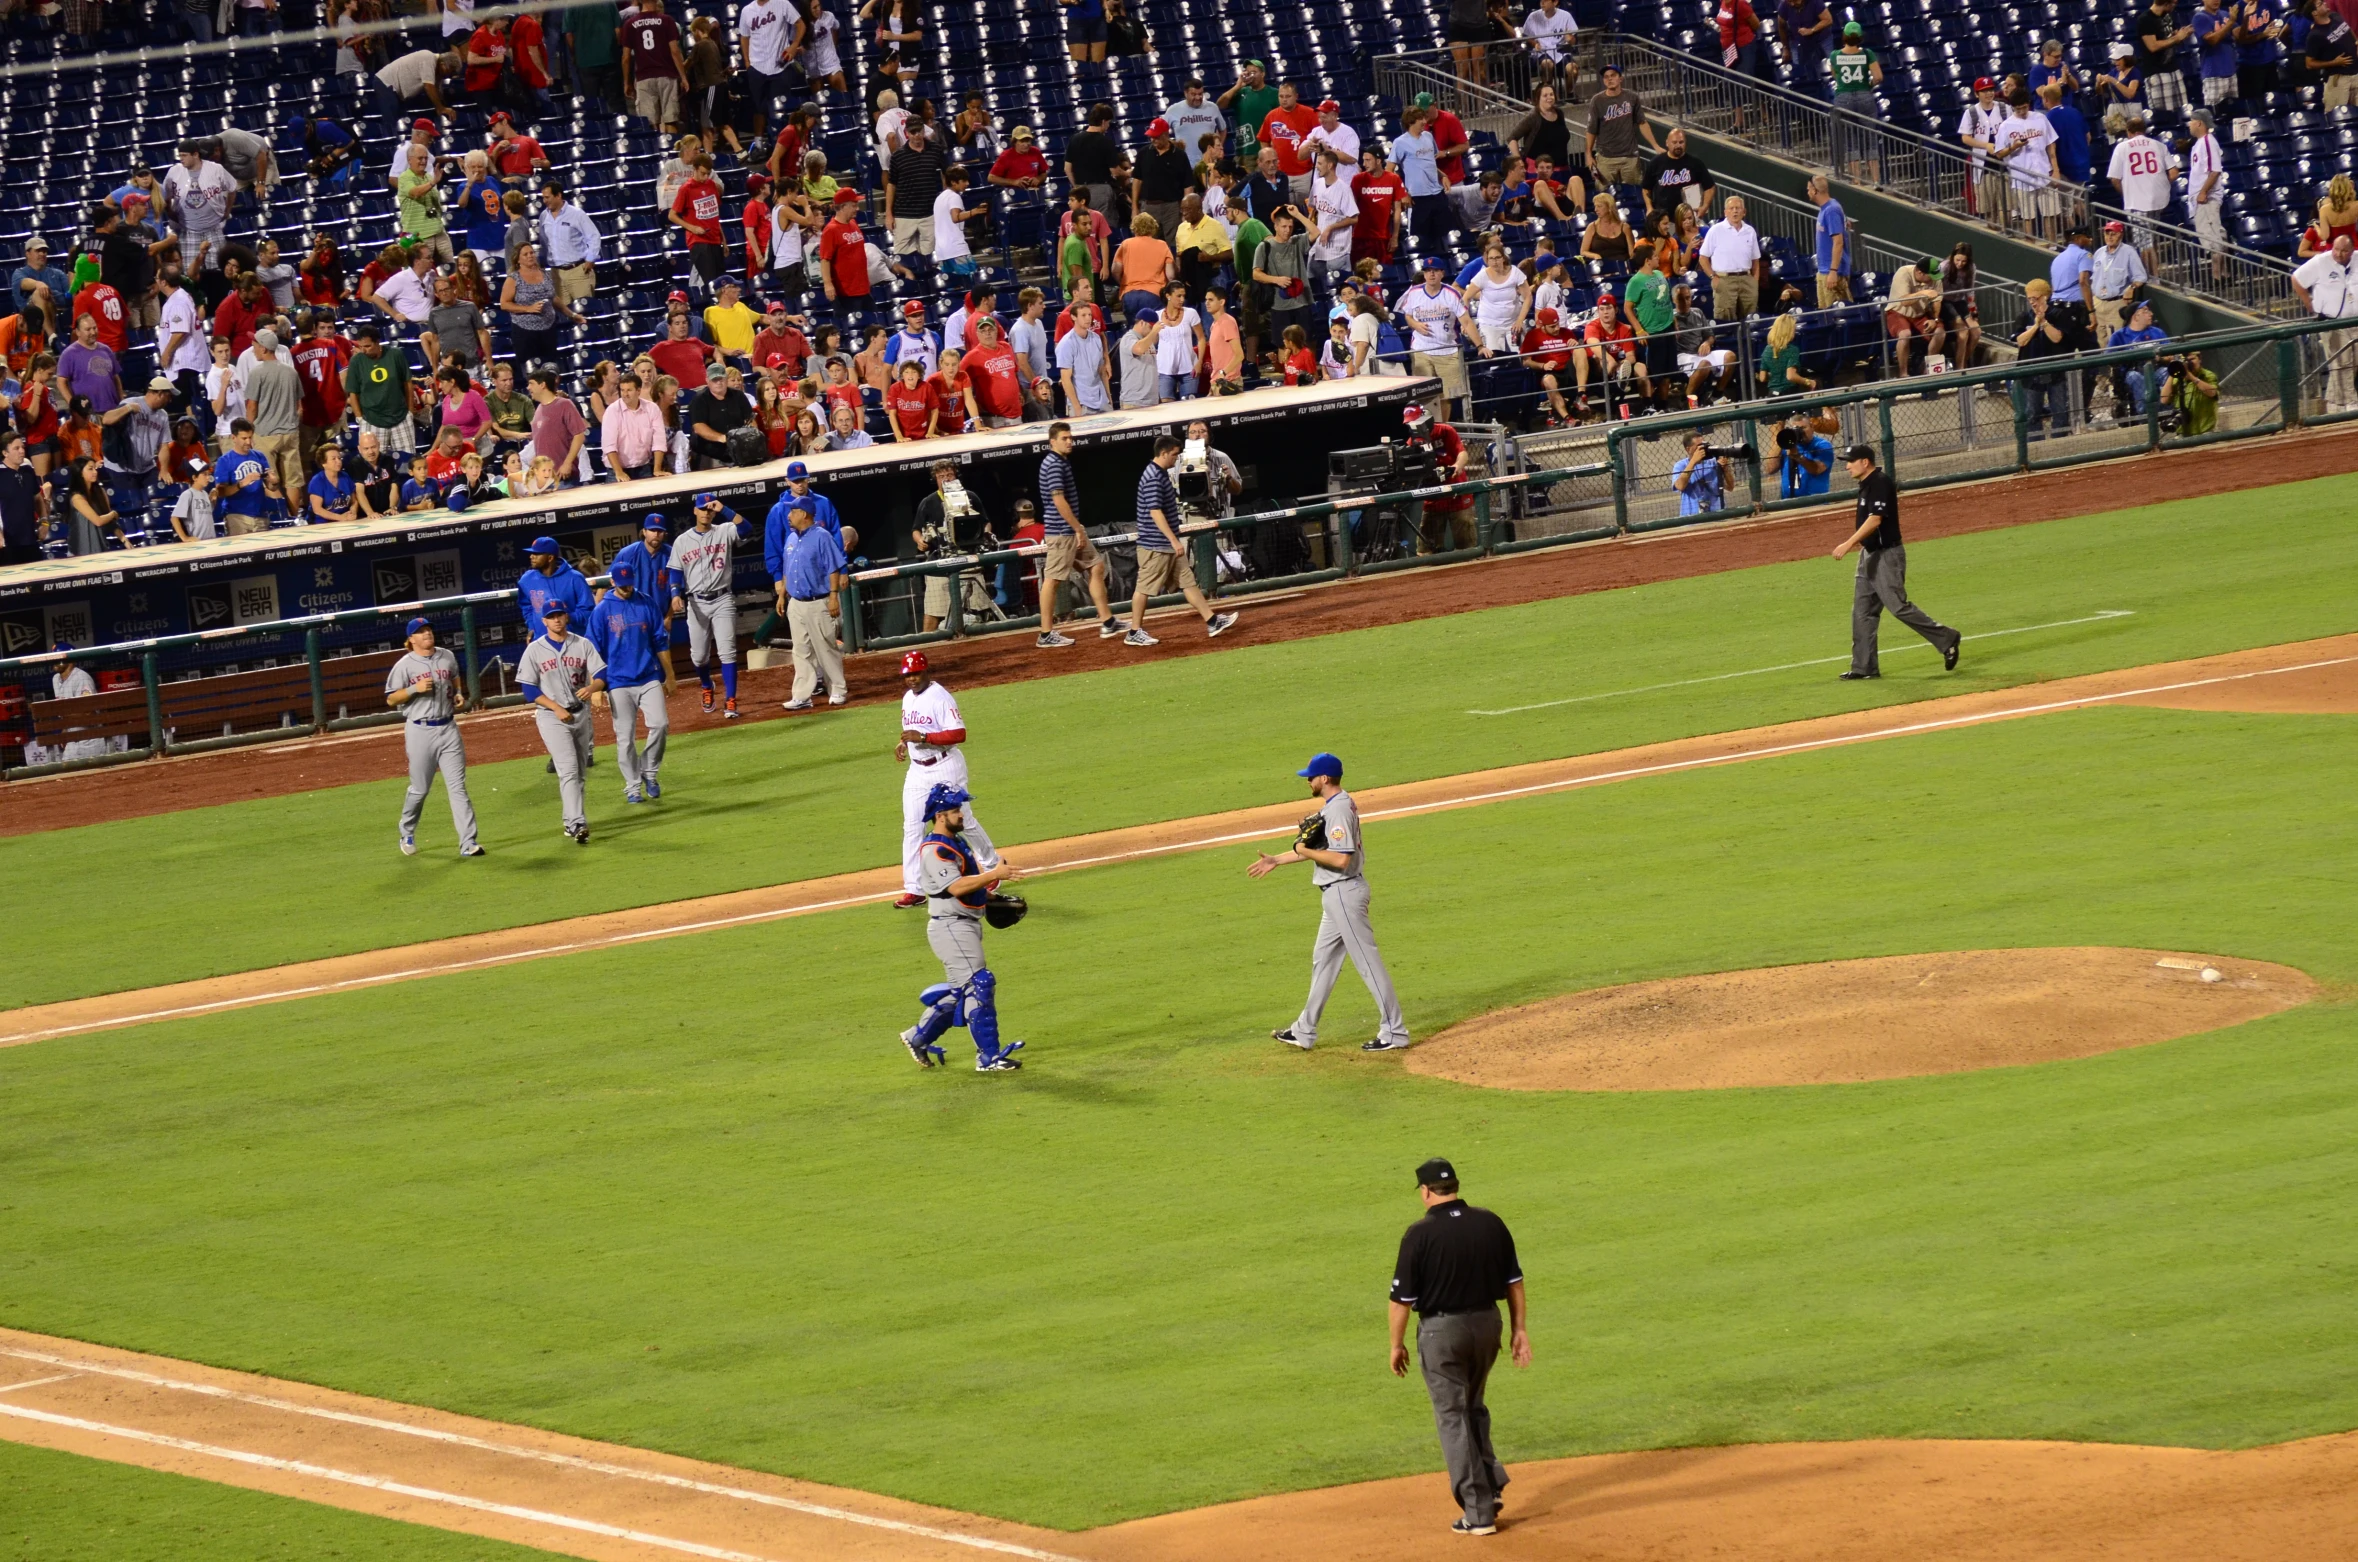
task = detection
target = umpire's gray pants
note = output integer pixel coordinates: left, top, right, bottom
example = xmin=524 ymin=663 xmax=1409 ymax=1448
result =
xmin=1851 ymin=545 xmax=1958 ymax=676
xmin=1294 ymin=876 xmax=1410 ymax=1048
xmin=607 ymin=679 xmax=669 ymax=795
xmin=787 ymin=597 xmax=845 ymax=703
xmin=928 ymin=915 xmax=986 ymax=986
xmin=1418 ymin=1307 xmax=1508 ymax=1527
xmin=400 ymin=722 xmax=479 ymax=850
xmin=533 ymin=706 xmax=595 ymax=829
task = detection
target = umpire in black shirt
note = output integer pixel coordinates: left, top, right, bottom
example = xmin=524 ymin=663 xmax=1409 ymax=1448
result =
xmin=1832 ymin=446 xmax=1961 ymax=681
xmin=1389 ymin=1157 xmax=1529 ymax=1537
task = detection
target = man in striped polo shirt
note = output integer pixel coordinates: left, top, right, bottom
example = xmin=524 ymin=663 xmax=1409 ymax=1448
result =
xmin=1035 ymin=421 xmax=1130 ymax=649
xmin=1123 ymin=434 xmax=1237 ymax=647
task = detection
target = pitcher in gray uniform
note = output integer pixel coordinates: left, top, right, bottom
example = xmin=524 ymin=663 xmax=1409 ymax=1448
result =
xmin=384 ymin=616 xmax=485 ymax=858
xmin=1252 ymin=751 xmax=1412 ymax=1052
xmin=515 ymin=601 xmax=610 ymax=845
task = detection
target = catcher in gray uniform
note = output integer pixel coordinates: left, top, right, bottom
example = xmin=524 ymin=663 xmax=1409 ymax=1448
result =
xmin=384 ymin=616 xmax=484 ymax=858
xmin=516 ymin=601 xmax=610 ymax=845
xmin=1251 ymin=752 xmax=1411 ymax=1052
xmin=901 ymin=783 xmax=1030 ymax=1073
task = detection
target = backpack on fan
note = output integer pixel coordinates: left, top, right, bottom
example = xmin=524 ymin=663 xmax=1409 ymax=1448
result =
xmin=727 ymin=424 xmax=768 ymax=467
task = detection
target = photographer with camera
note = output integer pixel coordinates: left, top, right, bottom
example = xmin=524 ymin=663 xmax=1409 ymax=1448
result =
xmin=1122 ymin=434 xmax=1238 ymax=647
xmin=913 ymin=458 xmax=994 ymax=633
xmin=1776 ymin=412 xmax=1833 ymax=499
xmin=1670 ymin=429 xmax=1736 ymax=517
xmin=1397 ymin=401 xmax=1475 ymax=554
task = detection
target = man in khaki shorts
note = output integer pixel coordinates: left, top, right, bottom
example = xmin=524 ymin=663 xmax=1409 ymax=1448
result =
xmin=1121 ymin=435 xmax=1237 ymax=648
xmin=1034 ymin=421 xmax=1130 ymax=648
xmin=538 ymin=181 xmax=603 ymax=308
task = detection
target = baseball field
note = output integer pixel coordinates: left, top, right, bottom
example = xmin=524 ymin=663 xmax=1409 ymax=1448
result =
xmin=4 ymin=466 xmax=2356 ymax=1559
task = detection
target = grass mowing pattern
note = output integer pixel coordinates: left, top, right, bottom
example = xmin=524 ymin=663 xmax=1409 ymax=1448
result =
xmin=0 ymin=1437 xmax=568 ymax=1560
xmin=4 ymin=707 xmax=2354 ymax=1528
xmin=4 ymin=475 xmax=2356 ymax=1009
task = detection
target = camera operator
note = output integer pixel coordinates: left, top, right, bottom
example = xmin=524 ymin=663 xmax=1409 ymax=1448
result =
xmin=1776 ymin=411 xmax=1833 ymax=499
xmin=1401 ymin=401 xmax=1475 ymax=553
xmin=912 ymin=458 xmax=992 ymax=632
xmin=1670 ymin=430 xmax=1746 ymax=517
xmin=1181 ymin=418 xmax=1243 ymax=517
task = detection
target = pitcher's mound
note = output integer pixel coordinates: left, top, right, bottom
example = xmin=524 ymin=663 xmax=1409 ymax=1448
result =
xmin=1406 ymin=948 xmax=2315 ymax=1091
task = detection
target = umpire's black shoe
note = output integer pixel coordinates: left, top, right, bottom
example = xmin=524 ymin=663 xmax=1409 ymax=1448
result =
xmin=1361 ymin=1037 xmax=1412 ymax=1052
xmin=1944 ymin=638 xmax=1962 ymax=671
xmin=1839 ymin=670 xmax=1878 ymax=680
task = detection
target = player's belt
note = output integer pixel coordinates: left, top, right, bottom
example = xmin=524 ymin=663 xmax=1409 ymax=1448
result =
xmin=414 ymin=717 xmax=451 ymax=727
xmin=913 ymin=755 xmax=939 ymax=765
xmin=694 ymin=589 xmax=729 ymax=600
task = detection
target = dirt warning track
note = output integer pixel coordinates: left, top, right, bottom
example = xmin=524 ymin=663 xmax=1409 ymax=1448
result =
xmin=3 ymin=635 xmax=2351 ymax=1050
xmin=4 ymin=1327 xmax=2355 ymax=1562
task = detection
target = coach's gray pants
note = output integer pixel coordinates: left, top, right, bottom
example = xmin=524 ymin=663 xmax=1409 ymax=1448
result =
xmin=399 ymin=722 xmax=478 ymax=850
xmin=1418 ymin=1307 xmax=1508 ymax=1527
xmin=607 ymin=679 xmax=669 ymax=795
xmin=1851 ymin=545 xmax=1958 ymax=676
xmin=928 ymin=915 xmax=986 ymax=986
xmin=1294 ymin=876 xmax=1410 ymax=1048
xmin=787 ymin=597 xmax=844 ymax=703
xmin=533 ymin=706 xmax=595 ymax=829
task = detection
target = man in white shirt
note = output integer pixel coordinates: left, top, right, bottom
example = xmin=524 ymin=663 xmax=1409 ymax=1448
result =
xmin=1162 ymin=79 xmax=1228 ymax=163
xmin=162 ymin=142 xmax=239 ymax=274
xmin=156 ymin=272 xmax=211 ymax=411
xmin=1396 ymin=257 xmax=1471 ymax=417
xmin=737 ymin=0 xmax=791 ymax=80
xmin=2184 ymin=110 xmax=2227 ymax=278
xmin=1698 ymin=194 xmax=1764 ymax=321
xmin=1521 ymin=0 xmax=1578 ymax=82
xmin=368 ymin=247 xmax=437 ymax=325
xmin=1307 ymin=147 xmax=1359 ymax=294
xmin=1994 ymin=97 xmax=2059 ymax=240
xmin=932 ymin=165 xmax=984 ymax=281
xmin=1956 ymin=78 xmax=2010 ymax=226
xmin=1301 ymin=100 xmax=1361 ymax=168
xmin=2088 ymin=220 xmax=2150 ymax=341
xmin=873 ymin=90 xmax=910 ymax=162
xmin=2105 ymin=114 xmax=2176 ymax=273
xmin=2291 ymin=235 xmax=2358 ymax=411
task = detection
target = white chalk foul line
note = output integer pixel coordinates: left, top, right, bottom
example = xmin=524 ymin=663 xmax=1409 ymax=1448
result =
xmin=1466 ymin=611 xmax=2137 ymax=716
xmin=0 ymin=1373 xmax=77 ymax=1394
xmin=2 ymin=643 xmax=2344 ymax=1049
xmin=0 ymin=1348 xmax=1086 ymax=1562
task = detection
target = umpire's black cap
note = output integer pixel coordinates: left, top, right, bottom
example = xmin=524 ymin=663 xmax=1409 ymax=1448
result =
xmin=1841 ymin=443 xmax=1878 ymax=463
xmin=1416 ymin=1157 xmax=1459 ymax=1190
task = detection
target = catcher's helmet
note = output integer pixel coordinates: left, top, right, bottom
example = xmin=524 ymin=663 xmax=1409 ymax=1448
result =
xmin=984 ymin=892 xmax=1029 ymax=929
xmin=923 ymin=783 xmax=972 ymax=818
xmin=900 ymin=649 xmax=931 ymax=677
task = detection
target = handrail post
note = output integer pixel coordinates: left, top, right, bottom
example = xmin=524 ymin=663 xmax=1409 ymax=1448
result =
xmin=1608 ymin=426 xmax=1628 ymax=531
xmin=840 ymin=576 xmax=864 ymax=653
xmin=1743 ymin=414 xmax=1764 ymax=512
xmin=1475 ymin=486 xmax=1496 ymax=554
xmin=1877 ymin=391 xmax=1897 ymax=476
xmin=1191 ymin=528 xmax=1216 ymax=596
xmin=306 ymin=627 xmax=326 ymax=732
xmin=2011 ymin=374 xmax=2031 ymax=470
xmin=142 ymin=651 xmax=164 ymax=757
xmin=2278 ymin=336 xmax=2303 ymax=429
xmin=944 ymin=563 xmax=965 ymax=639
xmin=461 ymin=602 xmax=480 ymax=705
xmin=2146 ymin=351 xmax=2164 ymax=450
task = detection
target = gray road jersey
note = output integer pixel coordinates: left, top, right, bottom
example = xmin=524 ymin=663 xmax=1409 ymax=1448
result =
xmin=668 ymin=520 xmax=741 ymax=597
xmin=1310 ymin=788 xmax=1363 ymax=886
xmin=516 ymin=631 xmax=605 ymax=707
xmin=917 ymin=834 xmax=985 ymax=920
xmin=385 ymin=647 xmax=461 ymax=723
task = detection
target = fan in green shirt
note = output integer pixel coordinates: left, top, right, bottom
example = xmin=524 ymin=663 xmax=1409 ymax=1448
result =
xmin=563 ymin=2 xmax=618 ymax=70
xmin=342 ymin=335 xmax=414 ymax=431
xmin=1224 ymin=62 xmax=1280 ymax=140
xmin=1232 ymin=213 xmax=1270 ymax=299
xmin=1831 ymin=40 xmax=1880 ymax=95
xmin=1625 ymin=263 xmax=1674 ymax=336
xmin=396 ymin=166 xmax=447 ymax=242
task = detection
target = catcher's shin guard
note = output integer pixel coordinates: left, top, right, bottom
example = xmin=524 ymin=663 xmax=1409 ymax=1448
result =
xmin=912 ymin=982 xmax=962 ymax=1048
xmin=965 ymin=968 xmax=1003 ymax=1058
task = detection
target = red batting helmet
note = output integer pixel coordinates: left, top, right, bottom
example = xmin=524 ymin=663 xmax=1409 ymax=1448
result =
xmin=900 ymin=649 xmax=930 ymax=677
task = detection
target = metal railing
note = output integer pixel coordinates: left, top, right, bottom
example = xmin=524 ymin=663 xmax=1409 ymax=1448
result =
xmin=1373 ymin=36 xmax=2303 ymax=319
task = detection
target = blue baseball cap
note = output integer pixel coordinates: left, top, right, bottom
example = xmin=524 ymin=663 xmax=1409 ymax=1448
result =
xmin=923 ymin=783 xmax=972 ymax=816
xmin=540 ymin=600 xmax=571 ymax=618
xmin=50 ymin=639 xmax=74 ymax=654
xmin=611 ymin=562 xmax=636 ymax=586
xmin=404 ymin=616 xmax=431 ymax=634
xmin=528 ymin=534 xmax=560 ymax=554
xmin=785 ymin=460 xmax=810 ymax=480
xmin=692 ymin=491 xmax=717 ymax=508
xmin=1418 ymin=255 xmax=1444 ymax=272
xmin=788 ymin=500 xmax=814 ymax=517
xmin=1297 ymin=752 xmax=1343 ymax=781
xmin=642 ymin=512 xmax=668 ymax=532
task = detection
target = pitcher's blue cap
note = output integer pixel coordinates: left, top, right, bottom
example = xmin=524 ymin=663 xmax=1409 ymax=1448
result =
xmin=611 ymin=562 xmax=635 ymax=586
xmin=786 ymin=460 xmax=810 ymax=479
xmin=1297 ymin=752 xmax=1343 ymax=781
xmin=642 ymin=512 xmax=668 ymax=531
xmin=404 ymin=616 xmax=431 ymax=634
xmin=529 ymin=534 xmax=560 ymax=554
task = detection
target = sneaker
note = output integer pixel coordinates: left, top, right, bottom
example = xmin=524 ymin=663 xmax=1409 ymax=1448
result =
xmin=1452 ymin=1518 xmax=1498 ymax=1537
xmin=545 ymin=758 xmax=557 ymax=773
xmin=645 ymin=777 xmax=661 ymax=799
xmin=1943 ymin=639 xmax=1961 ymax=672
xmin=1206 ymin=611 xmax=1238 ymax=638
xmin=1098 ymin=617 xmax=1131 ymax=638
xmin=700 ymin=688 xmax=715 ymax=714
xmin=783 ymin=698 xmax=815 ymax=711
xmin=1360 ymin=1037 xmax=1412 ymax=1052
xmin=400 ymin=830 xmax=417 ymax=857
xmin=976 ymin=1052 xmax=1023 ymax=1072
xmin=827 ymin=692 xmax=848 ymax=706
xmin=459 ymin=843 xmax=486 ymax=857
xmin=893 ymin=892 xmax=924 ymax=909
xmin=902 ymin=1027 xmax=945 ymax=1067
xmin=1273 ymin=1028 xmax=1312 ymax=1050
xmin=723 ymin=697 xmax=739 ymax=720
xmin=625 ymin=788 xmax=646 ymax=804
xmin=1037 ymin=630 xmax=1076 ymax=648
xmin=1838 ymin=670 xmax=1878 ymax=681
xmin=1123 ymin=628 xmax=1159 ymax=647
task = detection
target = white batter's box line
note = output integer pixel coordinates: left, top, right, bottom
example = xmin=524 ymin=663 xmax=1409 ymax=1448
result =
xmin=0 ymin=1349 xmax=1088 ymax=1562
xmin=1466 ymin=610 xmax=2137 ymax=716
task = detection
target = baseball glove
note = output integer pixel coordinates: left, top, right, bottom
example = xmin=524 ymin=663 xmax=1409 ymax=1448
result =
xmin=1294 ymin=811 xmax=1329 ymax=853
xmin=984 ymin=892 xmax=1029 ymax=929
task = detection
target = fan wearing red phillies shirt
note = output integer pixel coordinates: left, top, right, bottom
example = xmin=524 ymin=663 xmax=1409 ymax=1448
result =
xmin=1580 ymin=291 xmax=1650 ymax=411
xmin=929 ymin=348 xmax=974 ymax=434
xmin=1350 ymin=149 xmax=1406 ymax=264
xmin=464 ymin=17 xmax=510 ymax=95
xmin=818 ymin=190 xmax=871 ymax=304
xmin=292 ymin=316 xmax=353 ymax=466
xmin=741 ymin=175 xmax=773 ymax=282
xmin=749 ymin=301 xmax=810 ymax=378
xmin=648 ymin=310 xmax=716 ymax=388
xmin=989 ymin=129 xmax=1050 ymax=189
xmin=72 ymin=281 xmax=128 ymax=354
xmin=960 ymin=317 xmax=1025 ymax=428
xmin=1257 ymin=82 xmax=1320 ymax=196
xmin=884 ymin=358 xmax=941 ymax=441
xmin=670 ymin=154 xmax=729 ymax=292
xmin=1518 ymin=306 xmax=1579 ymax=425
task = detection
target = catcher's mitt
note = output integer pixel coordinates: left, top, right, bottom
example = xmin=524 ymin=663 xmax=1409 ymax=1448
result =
xmin=984 ymin=892 xmax=1029 ymax=929
xmin=1294 ymin=810 xmax=1329 ymax=853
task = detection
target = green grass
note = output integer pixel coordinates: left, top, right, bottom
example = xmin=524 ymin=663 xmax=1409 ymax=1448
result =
xmin=5 ymin=705 xmax=2355 ymax=1529
xmin=3 ymin=475 xmax=2356 ymax=1009
xmin=0 ymin=1438 xmax=566 ymax=1560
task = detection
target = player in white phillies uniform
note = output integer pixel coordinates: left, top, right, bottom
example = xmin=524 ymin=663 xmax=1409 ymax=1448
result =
xmin=666 ymin=492 xmax=751 ymax=719
xmin=385 ymin=616 xmax=484 ymax=857
xmin=892 ymin=648 xmax=999 ymax=908
xmin=516 ymin=601 xmax=609 ymax=845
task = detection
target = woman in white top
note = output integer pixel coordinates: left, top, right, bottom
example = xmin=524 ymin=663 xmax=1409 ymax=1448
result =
xmin=794 ymin=0 xmax=846 ymax=92
xmin=1464 ymin=243 xmax=1531 ymax=355
xmin=1307 ymin=146 xmax=1359 ymax=293
xmin=655 ymin=134 xmax=701 ymax=216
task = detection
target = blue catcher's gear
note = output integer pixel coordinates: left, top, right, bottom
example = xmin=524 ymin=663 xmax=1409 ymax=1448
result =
xmin=902 ymin=971 xmax=1023 ymax=1070
xmin=923 ymin=783 xmax=972 ymax=820
xmin=904 ymin=981 xmax=959 ymax=1066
